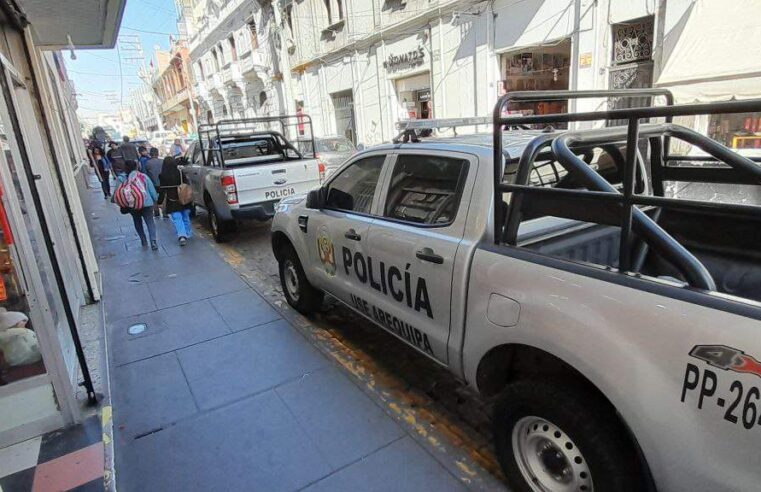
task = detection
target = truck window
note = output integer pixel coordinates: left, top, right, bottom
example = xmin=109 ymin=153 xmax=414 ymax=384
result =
xmin=383 ymin=154 xmax=468 ymax=225
xmin=325 ymin=155 xmax=385 ymax=214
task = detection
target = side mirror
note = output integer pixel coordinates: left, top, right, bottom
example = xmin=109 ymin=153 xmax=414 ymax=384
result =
xmin=306 ymin=188 xmax=325 ymax=209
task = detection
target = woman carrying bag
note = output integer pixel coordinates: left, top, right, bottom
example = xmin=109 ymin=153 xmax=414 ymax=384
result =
xmin=158 ymin=156 xmax=194 ymax=246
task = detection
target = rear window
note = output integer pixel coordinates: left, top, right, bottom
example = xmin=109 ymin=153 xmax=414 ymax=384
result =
xmin=212 ymin=137 xmax=290 ymax=166
xmin=316 ymin=138 xmax=354 ymax=153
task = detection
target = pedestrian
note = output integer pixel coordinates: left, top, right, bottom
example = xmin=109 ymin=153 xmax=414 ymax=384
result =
xmin=145 ymin=148 xmax=164 ymax=217
xmin=118 ymin=160 xmax=159 ymax=250
xmin=158 ymin=156 xmax=193 ymax=246
xmin=170 ymin=138 xmax=185 ymax=157
xmin=119 ymin=135 xmax=139 ymax=162
xmin=107 ymin=141 xmax=125 ymax=178
xmin=138 ymin=146 xmax=150 ymax=173
xmin=93 ymin=148 xmax=111 ymax=199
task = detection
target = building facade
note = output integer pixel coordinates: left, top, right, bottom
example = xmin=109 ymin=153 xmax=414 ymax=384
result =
xmin=129 ymin=83 xmax=161 ymax=135
xmin=0 ymin=0 xmax=118 ymax=448
xmin=152 ymin=40 xmax=198 ymax=135
xmin=186 ymin=0 xmax=291 ymax=124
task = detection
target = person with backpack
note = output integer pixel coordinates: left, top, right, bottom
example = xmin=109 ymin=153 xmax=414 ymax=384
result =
xmin=93 ymin=148 xmax=111 ymax=199
xmin=158 ymin=156 xmax=194 ymax=246
xmin=115 ymin=160 xmax=159 ymax=250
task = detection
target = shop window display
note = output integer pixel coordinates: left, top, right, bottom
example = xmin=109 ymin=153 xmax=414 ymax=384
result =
xmin=0 ymin=174 xmax=43 ymax=384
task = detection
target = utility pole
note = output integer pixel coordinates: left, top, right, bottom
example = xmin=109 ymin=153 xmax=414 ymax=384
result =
xmin=120 ymin=34 xmax=165 ymax=133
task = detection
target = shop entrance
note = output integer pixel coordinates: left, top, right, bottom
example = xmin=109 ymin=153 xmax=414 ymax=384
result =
xmin=394 ymin=72 xmax=431 ymax=122
xmin=499 ymin=39 xmax=571 ymax=128
xmin=331 ymin=90 xmax=356 ymax=144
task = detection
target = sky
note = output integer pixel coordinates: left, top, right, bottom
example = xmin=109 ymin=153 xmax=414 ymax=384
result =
xmin=65 ymin=0 xmax=180 ymax=120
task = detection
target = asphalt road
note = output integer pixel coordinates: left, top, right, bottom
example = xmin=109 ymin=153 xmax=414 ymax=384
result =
xmin=192 ymin=211 xmax=507 ymax=488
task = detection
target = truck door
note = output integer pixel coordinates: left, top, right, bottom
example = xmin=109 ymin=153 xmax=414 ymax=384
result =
xmin=364 ymin=151 xmax=474 ymax=364
xmin=184 ymin=142 xmax=205 ymax=203
xmin=304 ymin=153 xmax=389 ymax=306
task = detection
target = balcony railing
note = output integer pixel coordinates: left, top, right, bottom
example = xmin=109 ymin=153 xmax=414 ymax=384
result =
xmin=161 ymin=88 xmax=190 ymax=113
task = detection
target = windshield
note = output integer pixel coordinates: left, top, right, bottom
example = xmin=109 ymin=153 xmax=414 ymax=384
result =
xmin=316 ymin=138 xmax=354 ymax=153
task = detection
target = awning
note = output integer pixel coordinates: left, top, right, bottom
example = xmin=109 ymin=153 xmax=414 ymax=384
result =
xmin=655 ymin=0 xmax=761 ymax=102
xmin=15 ymin=0 xmax=126 ymax=49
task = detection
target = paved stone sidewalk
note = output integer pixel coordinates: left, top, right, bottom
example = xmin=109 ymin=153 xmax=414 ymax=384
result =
xmin=83 ymin=177 xmax=495 ymax=492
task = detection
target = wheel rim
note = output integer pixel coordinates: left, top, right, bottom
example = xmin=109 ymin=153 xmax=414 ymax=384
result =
xmin=283 ymin=260 xmax=300 ymax=302
xmin=209 ymin=209 xmax=218 ymax=235
xmin=511 ymin=416 xmax=593 ymax=492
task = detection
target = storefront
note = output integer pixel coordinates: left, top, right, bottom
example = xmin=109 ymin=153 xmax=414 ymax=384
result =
xmin=0 ymin=4 xmax=102 ymax=447
xmin=498 ymin=38 xmax=571 ymax=127
xmin=383 ymin=35 xmax=432 ymax=125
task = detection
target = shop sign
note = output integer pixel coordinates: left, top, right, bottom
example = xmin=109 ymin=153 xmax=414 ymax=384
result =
xmin=384 ymin=46 xmax=426 ymax=72
xmin=416 ymin=89 xmax=431 ymax=102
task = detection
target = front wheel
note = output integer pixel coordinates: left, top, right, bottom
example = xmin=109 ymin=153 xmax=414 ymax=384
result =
xmin=279 ymin=245 xmax=323 ymax=315
xmin=493 ymin=379 xmax=648 ymax=492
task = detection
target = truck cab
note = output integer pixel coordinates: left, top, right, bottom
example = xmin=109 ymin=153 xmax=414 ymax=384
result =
xmin=271 ymin=90 xmax=761 ymax=492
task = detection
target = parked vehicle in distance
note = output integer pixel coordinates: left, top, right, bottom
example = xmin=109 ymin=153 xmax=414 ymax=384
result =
xmin=181 ymin=115 xmax=323 ymax=242
xmin=272 ymin=89 xmax=761 ymax=492
xmin=305 ymin=136 xmax=356 ymax=178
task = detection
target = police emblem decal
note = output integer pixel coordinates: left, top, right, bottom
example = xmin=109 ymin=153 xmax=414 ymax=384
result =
xmin=317 ymin=228 xmax=336 ymax=276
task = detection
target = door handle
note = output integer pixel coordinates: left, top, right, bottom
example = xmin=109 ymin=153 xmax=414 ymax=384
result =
xmin=344 ymin=229 xmax=361 ymax=241
xmin=416 ymin=247 xmax=444 ymax=264
xmin=298 ymin=215 xmax=308 ymax=232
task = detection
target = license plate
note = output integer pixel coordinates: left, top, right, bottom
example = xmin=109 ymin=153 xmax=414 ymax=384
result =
xmin=265 ymin=187 xmax=296 ymax=200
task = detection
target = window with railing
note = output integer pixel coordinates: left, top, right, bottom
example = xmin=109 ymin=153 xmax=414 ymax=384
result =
xmin=228 ymin=35 xmax=238 ymax=61
xmin=247 ymin=19 xmax=258 ymax=49
xmin=323 ymin=0 xmax=344 ymax=26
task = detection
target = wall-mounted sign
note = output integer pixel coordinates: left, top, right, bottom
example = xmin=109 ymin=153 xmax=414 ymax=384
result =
xmin=579 ymin=52 xmax=593 ymax=68
xmin=383 ymin=46 xmax=426 ymax=72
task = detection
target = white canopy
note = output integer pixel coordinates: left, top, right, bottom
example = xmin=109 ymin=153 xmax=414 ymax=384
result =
xmin=655 ymin=0 xmax=761 ymax=102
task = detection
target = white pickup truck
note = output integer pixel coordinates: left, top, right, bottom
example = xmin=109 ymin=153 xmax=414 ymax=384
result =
xmin=271 ymin=90 xmax=761 ymax=491
xmin=181 ymin=116 xmax=323 ymax=241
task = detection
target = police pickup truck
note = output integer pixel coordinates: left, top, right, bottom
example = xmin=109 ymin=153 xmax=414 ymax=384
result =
xmin=271 ymin=90 xmax=761 ymax=492
xmin=181 ymin=115 xmax=323 ymax=241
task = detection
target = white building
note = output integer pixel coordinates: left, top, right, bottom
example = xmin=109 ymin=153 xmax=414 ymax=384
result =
xmin=129 ymin=83 xmax=161 ymax=134
xmin=285 ymin=0 xmax=761 ymax=147
xmin=186 ymin=0 xmax=291 ymax=124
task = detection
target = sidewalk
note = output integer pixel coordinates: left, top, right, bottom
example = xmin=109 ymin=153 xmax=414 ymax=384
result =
xmin=84 ymin=175 xmax=488 ymax=492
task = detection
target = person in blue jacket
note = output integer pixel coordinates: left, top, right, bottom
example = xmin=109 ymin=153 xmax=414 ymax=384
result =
xmin=119 ymin=160 xmax=159 ymax=250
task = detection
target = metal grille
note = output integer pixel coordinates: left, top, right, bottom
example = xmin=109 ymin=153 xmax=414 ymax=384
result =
xmin=612 ymin=17 xmax=654 ymax=65
xmin=331 ymin=91 xmax=356 ymax=143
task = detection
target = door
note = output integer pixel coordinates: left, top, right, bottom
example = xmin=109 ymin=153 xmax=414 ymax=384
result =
xmin=184 ymin=142 xmax=204 ymax=203
xmin=365 ymin=151 xmax=473 ymax=364
xmin=303 ymin=153 xmax=389 ymax=306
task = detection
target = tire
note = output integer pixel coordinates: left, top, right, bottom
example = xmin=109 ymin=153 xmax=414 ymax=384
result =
xmin=278 ymin=245 xmax=323 ymax=314
xmin=493 ymin=379 xmax=647 ymax=492
xmin=207 ymin=201 xmax=236 ymax=243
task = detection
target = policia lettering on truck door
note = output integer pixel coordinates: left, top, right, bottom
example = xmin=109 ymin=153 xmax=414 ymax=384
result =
xmin=304 ymin=153 xmax=388 ymax=307
xmin=363 ymin=151 xmax=473 ymax=364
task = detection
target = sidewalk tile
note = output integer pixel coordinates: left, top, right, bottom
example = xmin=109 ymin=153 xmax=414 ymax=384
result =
xmin=209 ymin=288 xmax=281 ymax=332
xmin=276 ymin=366 xmax=404 ymax=469
xmin=0 ymin=437 xmax=41 ymax=479
xmin=302 ymin=437 xmax=466 ymax=492
xmin=109 ymin=300 xmax=230 ymax=366
xmin=104 ymin=284 xmax=157 ymax=322
xmin=119 ymin=390 xmax=332 ymax=492
xmin=176 ymin=319 xmax=328 ymax=409
xmin=148 ymin=269 xmax=246 ymax=310
xmin=31 ymin=442 xmax=104 ymax=492
xmin=111 ymin=353 xmax=197 ymax=440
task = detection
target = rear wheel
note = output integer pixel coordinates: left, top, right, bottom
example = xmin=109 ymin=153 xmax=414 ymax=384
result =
xmin=279 ymin=245 xmax=323 ymax=314
xmin=493 ymin=379 xmax=647 ymax=492
xmin=207 ymin=201 xmax=236 ymax=243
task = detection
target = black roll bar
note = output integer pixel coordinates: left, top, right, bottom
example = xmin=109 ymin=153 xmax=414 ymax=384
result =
xmin=493 ymin=89 xmax=761 ymax=291
xmin=492 ymin=88 xmax=676 ymax=245
xmin=197 ymin=114 xmax=315 ymax=168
